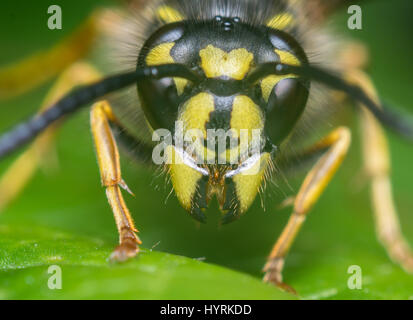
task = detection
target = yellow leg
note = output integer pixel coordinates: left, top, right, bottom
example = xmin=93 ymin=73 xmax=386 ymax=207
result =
xmin=0 ymin=10 xmax=108 ymax=100
xmin=263 ymin=127 xmax=351 ymax=293
xmin=347 ymin=69 xmax=413 ymax=272
xmin=339 ymin=40 xmax=413 ymax=272
xmin=0 ymin=62 xmax=100 ymax=212
xmin=90 ymin=101 xmax=141 ymax=262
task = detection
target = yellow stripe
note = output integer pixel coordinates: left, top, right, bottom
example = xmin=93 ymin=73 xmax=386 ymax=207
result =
xmin=179 ymin=93 xmax=216 ymax=163
xmin=261 ymin=50 xmax=300 ymax=101
xmin=166 ymin=146 xmax=202 ymax=210
xmin=228 ymin=95 xmax=264 ymax=163
xmin=146 ymin=42 xmax=175 ymax=65
xmin=230 ymin=95 xmax=264 ymax=140
xmin=146 ymin=42 xmax=188 ymax=95
xmin=233 ymin=153 xmax=271 ymax=213
xmin=199 ymin=45 xmax=254 ymax=80
xmin=276 ymin=50 xmax=301 ymax=66
xmin=179 ymin=92 xmax=215 ymax=138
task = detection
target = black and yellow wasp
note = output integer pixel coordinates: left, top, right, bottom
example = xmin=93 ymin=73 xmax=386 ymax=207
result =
xmin=0 ymin=0 xmax=412 ymax=293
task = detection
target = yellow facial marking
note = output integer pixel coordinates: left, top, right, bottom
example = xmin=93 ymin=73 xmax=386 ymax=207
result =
xmin=276 ymin=49 xmax=301 ymax=66
xmin=178 ymin=93 xmax=216 ymax=163
xmin=261 ymin=50 xmax=300 ymax=101
xmin=146 ymin=42 xmax=188 ymax=95
xmin=156 ymin=6 xmax=184 ymax=24
xmin=230 ymin=95 xmax=264 ymax=139
xmin=233 ymin=153 xmax=271 ymax=213
xmin=146 ymin=42 xmax=175 ymax=65
xmin=199 ymin=45 xmax=254 ymax=80
xmin=166 ymin=146 xmax=202 ymax=210
xmin=179 ymin=92 xmax=215 ymax=137
xmin=267 ymin=13 xmax=294 ymax=30
xmin=227 ymin=96 xmax=264 ymax=162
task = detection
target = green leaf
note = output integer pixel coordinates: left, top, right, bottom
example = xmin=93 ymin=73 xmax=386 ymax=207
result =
xmin=0 ymin=225 xmax=293 ymax=300
xmin=1 ymin=0 xmax=413 ymax=300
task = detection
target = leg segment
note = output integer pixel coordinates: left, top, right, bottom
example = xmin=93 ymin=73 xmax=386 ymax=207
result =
xmin=90 ymin=101 xmax=141 ymax=262
xmin=263 ymin=127 xmax=351 ymax=293
xmin=0 ymin=14 xmax=102 ymax=100
xmin=0 ymin=62 xmax=100 ymax=211
xmin=347 ymin=69 xmax=413 ymax=272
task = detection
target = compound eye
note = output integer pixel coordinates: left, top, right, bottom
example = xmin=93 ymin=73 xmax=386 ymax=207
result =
xmin=268 ymin=30 xmax=293 ymax=52
xmin=137 ymin=73 xmax=183 ymax=132
xmin=265 ymin=78 xmax=309 ymax=145
xmin=267 ymin=29 xmax=308 ymax=64
xmin=137 ymin=23 xmax=186 ymax=131
xmin=143 ymin=22 xmax=185 ymax=50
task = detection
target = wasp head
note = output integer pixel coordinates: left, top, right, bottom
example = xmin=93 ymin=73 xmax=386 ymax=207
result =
xmin=137 ymin=17 xmax=309 ymax=223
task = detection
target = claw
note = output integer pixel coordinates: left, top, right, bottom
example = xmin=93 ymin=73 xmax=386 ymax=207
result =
xmin=263 ymin=257 xmax=298 ymax=295
xmin=264 ymin=276 xmax=298 ymax=296
xmin=220 ymin=209 xmax=241 ymax=225
xmin=190 ymin=206 xmax=207 ymax=223
xmin=119 ymin=179 xmax=135 ymax=197
xmin=109 ymin=238 xmax=140 ymax=263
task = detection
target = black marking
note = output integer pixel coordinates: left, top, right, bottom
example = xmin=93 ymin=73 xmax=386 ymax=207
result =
xmin=111 ymin=123 xmax=155 ymax=165
xmin=206 ymin=96 xmax=234 ymax=131
xmin=189 ymin=175 xmax=209 ymax=223
xmin=204 ymin=95 xmax=235 ymax=153
xmin=0 ymin=64 xmax=200 ymax=159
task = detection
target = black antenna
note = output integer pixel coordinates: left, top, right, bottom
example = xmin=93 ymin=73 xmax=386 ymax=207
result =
xmin=0 ymin=64 xmax=200 ymax=159
xmin=246 ymin=62 xmax=413 ymax=142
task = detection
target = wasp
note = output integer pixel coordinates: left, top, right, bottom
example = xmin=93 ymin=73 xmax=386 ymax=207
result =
xmin=0 ymin=0 xmax=412 ymax=294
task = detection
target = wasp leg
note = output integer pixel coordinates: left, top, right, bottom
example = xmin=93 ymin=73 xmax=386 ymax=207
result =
xmin=347 ymin=69 xmax=413 ymax=272
xmin=263 ymin=127 xmax=351 ymax=293
xmin=0 ymin=62 xmax=100 ymax=212
xmin=110 ymin=123 xmax=156 ymax=166
xmin=90 ymin=101 xmax=141 ymax=262
xmin=0 ymin=10 xmax=112 ymax=100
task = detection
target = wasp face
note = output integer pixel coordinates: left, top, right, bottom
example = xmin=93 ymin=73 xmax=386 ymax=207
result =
xmin=137 ymin=16 xmax=309 ymax=223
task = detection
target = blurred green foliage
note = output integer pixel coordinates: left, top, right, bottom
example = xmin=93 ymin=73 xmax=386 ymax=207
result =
xmin=0 ymin=225 xmax=293 ymax=299
xmin=0 ymin=0 xmax=412 ymax=299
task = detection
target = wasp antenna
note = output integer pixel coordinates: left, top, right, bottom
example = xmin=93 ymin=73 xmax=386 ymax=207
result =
xmin=247 ymin=63 xmax=413 ymax=142
xmin=0 ymin=64 xmax=199 ymax=159
xmin=287 ymin=64 xmax=413 ymax=142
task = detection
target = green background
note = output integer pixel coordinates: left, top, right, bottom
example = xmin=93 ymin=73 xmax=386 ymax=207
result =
xmin=0 ymin=0 xmax=412 ymax=300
